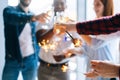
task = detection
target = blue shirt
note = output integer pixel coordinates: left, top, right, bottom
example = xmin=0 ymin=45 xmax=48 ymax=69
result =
xmin=3 ymin=5 xmax=39 ymax=62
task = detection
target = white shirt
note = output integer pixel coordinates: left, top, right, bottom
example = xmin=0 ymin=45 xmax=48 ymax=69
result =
xmin=19 ymin=23 xmax=34 ymax=57
xmin=37 ymin=10 xmax=82 ymax=64
xmin=40 ymin=34 xmax=73 ymax=63
xmin=83 ymin=32 xmax=120 ymax=80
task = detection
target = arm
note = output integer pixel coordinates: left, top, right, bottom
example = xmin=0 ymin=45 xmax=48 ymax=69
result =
xmin=55 ymin=14 xmax=120 ymax=35
xmin=76 ymin=14 xmax=120 ymax=35
xmin=3 ymin=6 xmax=48 ymax=25
xmin=3 ymin=6 xmax=33 ymax=25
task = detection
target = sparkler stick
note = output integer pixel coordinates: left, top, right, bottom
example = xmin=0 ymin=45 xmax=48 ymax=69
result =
xmin=65 ymin=30 xmax=74 ymax=40
xmin=65 ymin=30 xmax=82 ymax=47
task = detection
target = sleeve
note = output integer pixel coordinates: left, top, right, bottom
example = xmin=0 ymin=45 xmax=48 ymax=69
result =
xmin=76 ymin=14 xmax=120 ymax=35
xmin=3 ymin=6 xmax=33 ymax=25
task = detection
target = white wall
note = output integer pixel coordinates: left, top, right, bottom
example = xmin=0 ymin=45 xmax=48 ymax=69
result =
xmin=114 ymin=0 xmax=120 ymax=14
xmin=0 ymin=0 xmax=7 ymax=80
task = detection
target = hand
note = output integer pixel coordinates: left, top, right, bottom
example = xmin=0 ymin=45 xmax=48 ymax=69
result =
xmin=63 ymin=47 xmax=83 ymax=56
xmin=64 ymin=17 xmax=75 ymax=23
xmin=84 ymin=69 xmax=99 ymax=78
xmin=53 ymin=23 xmax=76 ymax=35
xmin=89 ymin=60 xmax=120 ymax=78
xmin=53 ymin=48 xmax=80 ymax=62
xmin=53 ymin=23 xmax=66 ymax=35
xmin=32 ymin=13 xmax=49 ymax=23
xmin=53 ymin=55 xmax=65 ymax=62
xmin=53 ymin=51 xmax=76 ymax=62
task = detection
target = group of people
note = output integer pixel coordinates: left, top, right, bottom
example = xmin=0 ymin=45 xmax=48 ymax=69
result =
xmin=2 ymin=0 xmax=120 ymax=80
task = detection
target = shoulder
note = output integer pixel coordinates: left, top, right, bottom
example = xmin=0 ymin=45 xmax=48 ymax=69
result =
xmin=3 ymin=6 xmax=16 ymax=13
xmin=4 ymin=6 xmax=16 ymax=10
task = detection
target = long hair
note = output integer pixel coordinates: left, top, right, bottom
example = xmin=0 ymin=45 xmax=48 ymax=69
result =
xmin=100 ymin=0 xmax=114 ymax=16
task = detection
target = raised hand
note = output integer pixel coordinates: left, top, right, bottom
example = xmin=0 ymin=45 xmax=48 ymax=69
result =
xmin=32 ymin=13 xmax=50 ymax=23
xmin=53 ymin=23 xmax=77 ymax=35
xmin=53 ymin=23 xmax=66 ymax=35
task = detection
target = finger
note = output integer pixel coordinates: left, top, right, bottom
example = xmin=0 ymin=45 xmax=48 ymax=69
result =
xmin=91 ymin=64 xmax=101 ymax=72
xmin=39 ymin=13 xmax=50 ymax=21
xmin=40 ymin=14 xmax=48 ymax=19
xmin=44 ymin=14 xmax=50 ymax=20
xmin=84 ymin=71 xmax=98 ymax=78
xmin=60 ymin=23 xmax=67 ymax=27
xmin=91 ymin=64 xmax=96 ymax=68
xmin=38 ymin=19 xmax=46 ymax=23
xmin=91 ymin=60 xmax=100 ymax=65
xmin=42 ymin=13 xmax=49 ymax=17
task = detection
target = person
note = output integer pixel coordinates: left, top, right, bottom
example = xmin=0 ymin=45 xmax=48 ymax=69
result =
xmin=2 ymin=0 xmax=48 ymax=80
xmin=81 ymin=0 xmax=115 ymax=45
xmin=80 ymin=0 xmax=119 ymax=80
xmin=54 ymin=13 xmax=120 ymax=35
xmin=36 ymin=0 xmax=81 ymax=80
xmin=53 ymin=9 xmax=120 ymax=79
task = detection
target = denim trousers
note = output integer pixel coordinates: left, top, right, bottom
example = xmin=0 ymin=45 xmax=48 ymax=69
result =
xmin=2 ymin=54 xmax=38 ymax=80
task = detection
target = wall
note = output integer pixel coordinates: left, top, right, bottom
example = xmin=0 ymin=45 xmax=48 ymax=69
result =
xmin=0 ymin=0 xmax=7 ymax=80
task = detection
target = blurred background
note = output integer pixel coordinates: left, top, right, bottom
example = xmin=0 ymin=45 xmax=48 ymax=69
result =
xmin=0 ymin=0 xmax=120 ymax=80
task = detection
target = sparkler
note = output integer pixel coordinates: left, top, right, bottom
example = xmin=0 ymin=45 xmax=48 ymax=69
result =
xmin=61 ymin=65 xmax=68 ymax=72
xmin=38 ymin=39 xmax=58 ymax=52
xmin=54 ymin=13 xmax=82 ymax=47
xmin=65 ymin=30 xmax=74 ymax=40
xmin=65 ymin=30 xmax=82 ymax=47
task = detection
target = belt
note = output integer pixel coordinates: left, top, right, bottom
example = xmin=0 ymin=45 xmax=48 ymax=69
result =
xmin=23 ymin=54 xmax=36 ymax=61
xmin=40 ymin=59 xmax=68 ymax=67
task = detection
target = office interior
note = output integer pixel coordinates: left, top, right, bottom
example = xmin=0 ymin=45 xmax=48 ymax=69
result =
xmin=0 ymin=0 xmax=120 ymax=80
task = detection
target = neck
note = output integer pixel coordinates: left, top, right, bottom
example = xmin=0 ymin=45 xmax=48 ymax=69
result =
xmin=19 ymin=3 xmax=29 ymax=13
xmin=96 ymin=14 xmax=103 ymax=18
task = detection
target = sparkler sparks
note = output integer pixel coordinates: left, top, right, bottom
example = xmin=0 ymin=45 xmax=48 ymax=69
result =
xmin=61 ymin=65 xmax=68 ymax=72
xmin=65 ymin=31 xmax=82 ymax=47
xmin=38 ymin=39 xmax=58 ymax=52
xmin=38 ymin=15 xmax=82 ymax=55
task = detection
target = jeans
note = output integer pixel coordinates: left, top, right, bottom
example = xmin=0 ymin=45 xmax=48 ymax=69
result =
xmin=2 ymin=54 xmax=38 ymax=80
